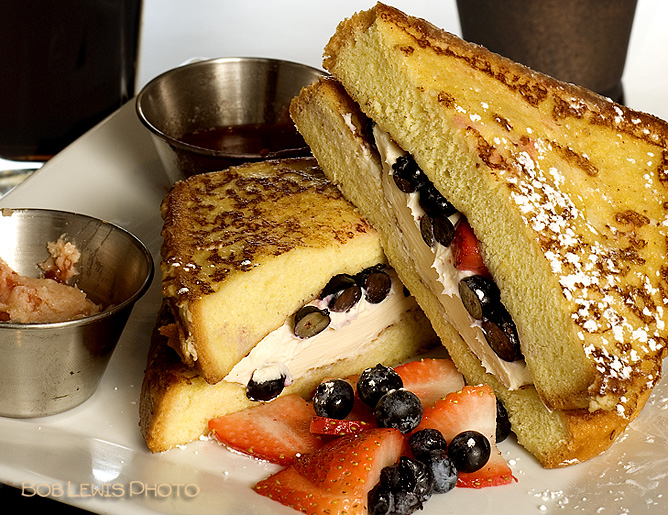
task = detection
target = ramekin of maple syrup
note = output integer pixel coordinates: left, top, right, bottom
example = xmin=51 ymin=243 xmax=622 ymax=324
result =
xmin=136 ymin=57 xmax=324 ymax=182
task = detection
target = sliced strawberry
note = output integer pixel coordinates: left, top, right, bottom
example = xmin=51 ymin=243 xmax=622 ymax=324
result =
xmin=414 ymin=385 xmax=515 ymax=488
xmin=254 ymin=428 xmax=405 ymax=514
xmin=293 ymin=428 xmax=405 ymax=497
xmin=415 ymin=384 xmax=497 ymax=444
xmin=208 ymin=394 xmax=324 ymax=465
xmin=310 ymin=416 xmax=376 ymax=436
xmin=254 ymin=466 xmax=363 ymax=515
xmin=457 ymin=448 xmax=516 ymax=488
xmin=452 ymin=217 xmax=490 ymax=277
xmin=394 ymin=358 xmax=465 ymax=408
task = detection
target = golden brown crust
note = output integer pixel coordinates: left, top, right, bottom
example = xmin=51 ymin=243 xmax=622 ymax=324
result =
xmin=321 ymin=2 xmax=668 ymax=415
xmin=161 ymin=158 xmax=373 ymax=301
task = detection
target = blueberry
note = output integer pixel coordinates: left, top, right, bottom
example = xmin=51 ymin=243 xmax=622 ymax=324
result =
xmin=293 ymin=305 xmax=330 ymax=338
xmin=448 ymin=430 xmax=491 ymax=473
xmin=246 ymin=366 xmax=286 ymax=401
xmin=496 ymin=399 xmax=512 ymax=443
xmin=420 ymin=212 xmax=455 ymax=247
xmin=424 ymin=449 xmax=458 ymax=494
xmin=367 ymin=483 xmax=394 ymax=515
xmin=312 ymin=379 xmax=355 ymax=419
xmin=391 ymin=154 xmax=427 ymax=193
xmin=320 ymin=274 xmax=362 ymax=312
xmin=418 ymin=182 xmax=456 ymax=217
xmin=458 ymin=275 xmax=501 ymax=320
xmin=357 ymin=363 xmax=403 ymax=408
xmin=393 ymin=489 xmax=422 ymax=515
xmin=481 ymin=306 xmax=523 ymax=362
xmin=420 ymin=214 xmax=435 ymax=247
xmin=408 ymin=428 xmax=448 ymax=461
xmin=398 ymin=457 xmax=433 ymax=503
xmin=374 ymin=388 xmax=423 ymax=434
xmin=377 ymin=457 xmax=432 ymax=513
xmin=356 ymin=266 xmax=392 ymax=304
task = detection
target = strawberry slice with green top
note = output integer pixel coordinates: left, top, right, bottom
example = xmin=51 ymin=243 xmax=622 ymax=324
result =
xmin=208 ymin=393 xmax=324 ymax=465
xmin=415 ymin=385 xmax=515 ymax=488
xmin=394 ymin=358 xmax=465 ymax=408
xmin=255 ymin=428 xmax=405 ymax=514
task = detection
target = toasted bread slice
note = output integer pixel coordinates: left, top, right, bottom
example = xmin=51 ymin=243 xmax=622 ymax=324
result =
xmin=161 ymin=158 xmax=389 ymax=383
xmin=316 ymin=3 xmax=668 ymax=415
xmin=290 ymin=73 xmax=650 ymax=468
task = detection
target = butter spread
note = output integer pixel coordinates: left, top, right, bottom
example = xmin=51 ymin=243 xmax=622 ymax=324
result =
xmin=224 ymin=267 xmax=416 ymax=386
xmin=373 ymin=126 xmax=532 ymax=390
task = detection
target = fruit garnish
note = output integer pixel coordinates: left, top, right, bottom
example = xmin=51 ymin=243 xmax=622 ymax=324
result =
xmin=313 ymin=378 xmax=355 ymax=419
xmin=394 ymin=358 xmax=465 ymax=408
xmin=357 ymin=363 xmax=403 ymax=407
xmin=456 ymin=447 xmax=516 ymax=488
xmin=415 ymin=385 xmax=516 ymax=488
xmin=208 ymin=393 xmax=324 ymax=465
xmin=374 ymin=388 xmax=423 ymax=434
xmin=448 ymin=430 xmax=491 ymax=473
xmin=407 ymin=428 xmax=448 ymax=461
xmin=416 ymin=385 xmax=496 ymax=443
xmin=254 ymin=428 xmax=405 ymax=514
xmin=310 ymin=416 xmax=376 ymax=436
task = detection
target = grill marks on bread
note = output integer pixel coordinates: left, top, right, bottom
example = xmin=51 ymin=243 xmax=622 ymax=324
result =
xmin=161 ymin=161 xmax=373 ymax=300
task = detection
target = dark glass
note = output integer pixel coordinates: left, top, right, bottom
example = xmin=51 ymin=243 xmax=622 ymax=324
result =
xmin=0 ymin=0 xmax=142 ymax=161
xmin=456 ymin=0 xmax=637 ymax=104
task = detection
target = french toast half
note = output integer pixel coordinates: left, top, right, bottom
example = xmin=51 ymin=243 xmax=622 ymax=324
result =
xmin=314 ymin=3 xmax=668 ymax=417
xmin=161 ymin=158 xmax=388 ymax=383
xmin=291 ymin=77 xmax=645 ymax=468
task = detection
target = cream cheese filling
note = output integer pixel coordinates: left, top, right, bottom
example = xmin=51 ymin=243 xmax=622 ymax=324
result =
xmin=373 ymin=126 xmax=532 ymax=390
xmin=224 ymin=267 xmax=416 ymax=386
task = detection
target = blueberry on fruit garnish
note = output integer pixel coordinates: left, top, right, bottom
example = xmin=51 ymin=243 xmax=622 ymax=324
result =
xmin=374 ymin=457 xmax=433 ymax=514
xmin=408 ymin=428 xmax=448 ymax=461
xmin=357 ymin=363 xmax=404 ymax=407
xmin=481 ymin=306 xmax=523 ymax=362
xmin=448 ymin=430 xmax=491 ymax=473
xmin=419 ymin=182 xmax=456 ymax=217
xmin=374 ymin=388 xmax=423 ymax=434
xmin=496 ymin=398 xmax=512 ymax=443
xmin=313 ymin=378 xmax=355 ymax=419
xmin=368 ymin=483 xmax=394 ymax=515
xmin=397 ymin=457 xmax=434 ymax=503
xmin=320 ymin=273 xmax=362 ymax=312
xmin=423 ymin=449 xmax=458 ymax=494
xmin=391 ymin=154 xmax=427 ymax=193
xmin=459 ymin=275 xmax=501 ymax=320
xmin=246 ymin=366 xmax=286 ymax=401
xmin=293 ymin=305 xmax=330 ymax=338
xmin=357 ymin=267 xmax=392 ymax=304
